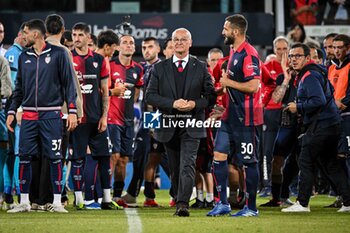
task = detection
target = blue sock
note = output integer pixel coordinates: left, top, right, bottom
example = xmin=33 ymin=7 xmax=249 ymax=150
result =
xmin=71 ymin=159 xmax=85 ymax=192
xmin=245 ymin=163 xmax=259 ymax=211
xmin=49 ymin=159 xmax=63 ymax=194
xmin=84 ymin=155 xmax=98 ymax=201
xmin=19 ymin=156 xmax=32 ymax=194
xmin=212 ymin=160 xmax=228 ymax=204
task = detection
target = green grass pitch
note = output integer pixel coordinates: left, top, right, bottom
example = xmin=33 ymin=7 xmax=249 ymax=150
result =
xmin=0 ymin=190 xmax=348 ymax=233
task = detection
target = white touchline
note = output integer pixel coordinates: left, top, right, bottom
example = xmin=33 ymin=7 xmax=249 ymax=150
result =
xmin=125 ymin=208 xmax=142 ymax=233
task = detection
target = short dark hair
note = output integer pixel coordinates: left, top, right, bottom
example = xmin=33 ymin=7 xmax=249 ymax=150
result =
xmin=324 ymin=33 xmax=338 ymax=40
xmin=162 ymin=37 xmax=172 ymax=50
xmin=45 ymin=14 xmax=64 ymax=35
xmin=60 ymin=30 xmax=72 ymax=44
xmin=225 ymin=14 xmax=248 ymax=35
xmin=142 ymin=37 xmax=159 ymax=46
xmin=25 ymin=19 xmax=46 ymax=37
xmin=333 ymin=34 xmax=350 ymax=47
xmin=90 ymin=34 xmax=97 ymax=45
xmin=291 ymin=43 xmax=310 ymax=57
xmin=316 ymin=48 xmax=324 ymax=60
xmin=72 ymin=22 xmax=90 ymax=34
xmin=97 ymin=30 xmax=119 ymax=49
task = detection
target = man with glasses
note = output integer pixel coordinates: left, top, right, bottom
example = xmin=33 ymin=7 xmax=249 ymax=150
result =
xmin=282 ymin=43 xmax=350 ymax=213
xmin=146 ymin=28 xmax=216 ymax=216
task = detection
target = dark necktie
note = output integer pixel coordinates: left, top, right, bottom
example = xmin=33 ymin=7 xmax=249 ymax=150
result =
xmin=177 ymin=60 xmax=184 ymax=73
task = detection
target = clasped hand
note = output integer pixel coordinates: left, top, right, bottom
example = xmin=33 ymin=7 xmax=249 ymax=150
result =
xmin=173 ymin=99 xmax=196 ymax=112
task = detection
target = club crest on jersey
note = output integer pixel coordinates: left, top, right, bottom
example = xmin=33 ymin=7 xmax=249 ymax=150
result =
xmin=45 ymin=56 xmax=51 ymax=64
xmin=233 ymin=59 xmax=238 ymax=66
xmin=93 ymin=62 xmax=98 ymax=68
xmin=133 ymin=73 xmax=138 ymax=79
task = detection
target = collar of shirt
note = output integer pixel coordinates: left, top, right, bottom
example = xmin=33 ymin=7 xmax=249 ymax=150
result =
xmin=173 ymin=54 xmax=189 ymax=69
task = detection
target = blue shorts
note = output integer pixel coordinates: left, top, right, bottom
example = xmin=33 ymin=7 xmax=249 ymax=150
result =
xmin=108 ymin=124 xmax=134 ymax=157
xmin=19 ymin=117 xmax=62 ymax=159
xmin=70 ymin=123 xmax=111 ymax=160
xmin=0 ymin=110 xmax=8 ymax=141
xmin=338 ymin=115 xmax=350 ymax=155
xmin=214 ymin=121 xmax=260 ymax=166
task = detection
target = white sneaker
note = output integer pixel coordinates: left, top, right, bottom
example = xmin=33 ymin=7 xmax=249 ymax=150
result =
xmin=2 ymin=202 xmax=17 ymax=210
xmin=337 ymin=205 xmax=350 ymax=212
xmin=281 ymin=201 xmax=310 ymax=212
xmin=50 ymin=204 xmax=68 ymax=213
xmin=7 ymin=203 xmax=31 ymax=213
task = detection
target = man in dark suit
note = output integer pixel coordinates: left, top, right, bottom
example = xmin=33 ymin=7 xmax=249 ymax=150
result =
xmin=145 ymin=28 xmax=216 ymax=216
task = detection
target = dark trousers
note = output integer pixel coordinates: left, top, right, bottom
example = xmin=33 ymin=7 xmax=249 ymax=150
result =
xmin=128 ymin=128 xmax=174 ymax=198
xmin=164 ymin=129 xmax=200 ymax=205
xmin=260 ymin=109 xmax=281 ymax=189
xmin=30 ymin=156 xmax=53 ymax=205
xmin=127 ymin=128 xmax=150 ymax=197
xmin=298 ymin=123 xmax=350 ymax=206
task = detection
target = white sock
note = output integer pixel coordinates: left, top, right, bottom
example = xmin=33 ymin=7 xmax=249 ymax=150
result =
xmin=84 ymin=200 xmax=94 ymax=205
xmin=75 ymin=191 xmax=84 ymax=205
xmin=206 ymin=193 xmax=214 ymax=202
xmin=53 ymin=194 xmax=61 ymax=205
xmin=20 ymin=193 xmax=30 ymax=204
xmin=103 ymin=189 xmax=112 ymax=203
xmin=98 ymin=198 xmax=102 ymax=204
xmin=197 ymin=190 xmax=204 ymax=202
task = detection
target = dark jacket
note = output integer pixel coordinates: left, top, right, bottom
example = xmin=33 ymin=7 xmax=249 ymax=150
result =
xmin=296 ymin=63 xmax=340 ymax=128
xmin=145 ymin=55 xmax=216 ymax=142
xmin=8 ymin=43 xmax=77 ymax=115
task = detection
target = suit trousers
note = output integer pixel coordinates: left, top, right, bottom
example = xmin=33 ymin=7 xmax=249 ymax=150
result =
xmin=164 ymin=128 xmax=200 ymax=205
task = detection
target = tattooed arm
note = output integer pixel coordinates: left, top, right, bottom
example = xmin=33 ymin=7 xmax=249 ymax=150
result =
xmin=272 ymin=52 xmax=291 ymax=103
xmin=98 ymin=78 xmax=109 ymax=132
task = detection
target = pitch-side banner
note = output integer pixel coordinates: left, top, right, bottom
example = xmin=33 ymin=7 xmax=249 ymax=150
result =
xmin=0 ymin=13 xmax=274 ymax=46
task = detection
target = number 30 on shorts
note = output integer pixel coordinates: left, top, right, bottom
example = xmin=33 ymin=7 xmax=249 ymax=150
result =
xmin=52 ymin=139 xmax=62 ymax=151
xmin=241 ymin=142 xmax=254 ymax=155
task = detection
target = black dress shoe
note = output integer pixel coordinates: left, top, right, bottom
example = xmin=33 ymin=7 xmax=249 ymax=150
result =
xmin=177 ymin=207 xmax=190 ymax=217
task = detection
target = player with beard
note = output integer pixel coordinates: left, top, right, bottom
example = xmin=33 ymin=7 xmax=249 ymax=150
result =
xmin=323 ymin=33 xmax=338 ymax=68
xmin=207 ymin=14 xmax=263 ymax=217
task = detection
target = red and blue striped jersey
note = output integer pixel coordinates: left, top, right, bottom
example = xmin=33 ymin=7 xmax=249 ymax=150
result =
xmin=108 ymin=57 xmax=143 ymax=126
xmin=72 ymin=49 xmax=109 ymax=123
xmin=222 ymin=41 xmax=263 ymax=126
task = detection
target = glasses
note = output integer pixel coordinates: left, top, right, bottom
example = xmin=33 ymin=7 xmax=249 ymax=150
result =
xmin=172 ymin=38 xmax=188 ymax=43
xmin=288 ymin=54 xmax=305 ymax=59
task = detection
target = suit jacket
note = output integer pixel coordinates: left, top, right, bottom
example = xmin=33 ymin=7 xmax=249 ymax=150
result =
xmin=145 ymin=55 xmax=216 ymax=143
